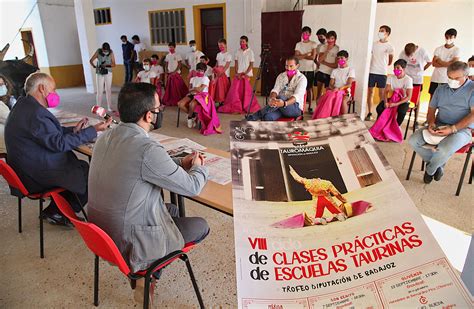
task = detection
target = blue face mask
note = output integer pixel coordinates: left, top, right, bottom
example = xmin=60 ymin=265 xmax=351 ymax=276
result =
xmin=0 ymin=85 xmax=7 ymax=96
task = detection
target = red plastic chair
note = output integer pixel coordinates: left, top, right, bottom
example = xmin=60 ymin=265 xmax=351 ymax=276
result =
xmin=277 ymin=93 xmax=307 ymax=122
xmin=406 ymin=136 xmax=473 ymax=196
xmin=51 ymin=192 xmax=204 ymax=309
xmin=403 ymin=85 xmax=422 ymax=140
xmin=0 ymin=159 xmax=64 ymax=258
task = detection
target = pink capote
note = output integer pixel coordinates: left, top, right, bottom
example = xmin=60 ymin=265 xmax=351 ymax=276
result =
xmin=208 ymin=66 xmax=230 ymax=103
xmin=369 ymin=89 xmax=404 ymax=143
xmin=193 ymin=92 xmax=222 ymax=136
xmin=312 ymin=89 xmax=345 ymax=119
xmin=162 ymin=72 xmax=188 ymax=106
xmin=219 ymin=75 xmax=260 ymax=114
xmin=154 ymin=79 xmax=163 ymax=99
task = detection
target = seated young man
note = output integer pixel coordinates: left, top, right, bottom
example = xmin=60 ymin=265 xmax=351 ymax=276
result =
xmin=409 ymin=61 xmax=474 ymax=183
xmin=246 ymin=56 xmax=307 ymax=121
xmin=178 ymin=63 xmax=210 ymax=128
xmin=375 ymin=59 xmax=413 ymax=126
xmin=134 ymin=58 xmax=157 ymax=84
xmin=312 ymin=50 xmax=355 ymax=119
xmin=88 ymin=82 xmax=210 ymax=300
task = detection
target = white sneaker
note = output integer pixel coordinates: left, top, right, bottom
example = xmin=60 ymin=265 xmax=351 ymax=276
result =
xmin=192 ymin=118 xmax=197 ymax=128
xmin=314 ymin=217 xmax=327 ymax=225
xmin=187 ymin=118 xmax=194 ymax=128
xmin=336 ymin=213 xmax=347 ymax=222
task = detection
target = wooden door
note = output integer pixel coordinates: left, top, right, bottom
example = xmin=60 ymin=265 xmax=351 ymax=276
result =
xmin=20 ymin=30 xmax=38 ymax=67
xmin=261 ymin=11 xmax=303 ymax=96
xmin=200 ymin=8 xmax=223 ymax=67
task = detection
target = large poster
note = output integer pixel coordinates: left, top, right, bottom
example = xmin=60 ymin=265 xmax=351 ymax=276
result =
xmin=230 ymin=115 xmax=472 ymax=308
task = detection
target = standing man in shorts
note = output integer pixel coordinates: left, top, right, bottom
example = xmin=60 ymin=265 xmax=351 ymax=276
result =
xmin=315 ymin=31 xmax=340 ymax=104
xmin=366 ymin=25 xmax=394 ymax=121
xmin=295 ymin=26 xmax=317 ymax=113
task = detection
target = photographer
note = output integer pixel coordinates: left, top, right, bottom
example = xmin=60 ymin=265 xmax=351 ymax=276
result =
xmin=90 ymin=42 xmax=116 ymax=111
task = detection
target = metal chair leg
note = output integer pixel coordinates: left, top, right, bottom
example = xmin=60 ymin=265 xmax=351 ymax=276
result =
xmin=455 ymin=149 xmax=472 ymax=196
xmin=412 ymin=107 xmax=418 ymax=133
xmin=18 ymin=197 xmax=22 ymax=233
xmin=421 ymin=161 xmax=425 ymax=171
xmin=176 ymin=108 xmax=180 ymax=128
xmin=177 ymin=195 xmax=185 ymax=217
xmin=406 ymin=151 xmax=417 ymax=180
xmin=94 ymin=255 xmax=99 ymax=306
xmin=143 ymin=275 xmax=152 ymax=309
xmin=39 ymin=199 xmax=44 ymax=258
xmin=469 ymin=160 xmax=473 ymax=185
xmin=181 ymin=254 xmax=205 ymax=309
xmin=130 ymin=279 xmax=137 ymax=290
xmin=73 ymin=193 xmax=88 ymax=221
xmin=404 ymin=109 xmax=412 ymax=140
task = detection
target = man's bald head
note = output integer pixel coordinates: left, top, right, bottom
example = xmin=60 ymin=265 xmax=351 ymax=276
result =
xmin=24 ymin=72 xmax=55 ymax=95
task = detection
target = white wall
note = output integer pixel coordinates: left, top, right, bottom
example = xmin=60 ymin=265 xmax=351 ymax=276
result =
xmin=303 ymin=1 xmax=474 ymax=76
xmin=92 ymin=0 xmax=263 ymax=66
xmin=37 ymin=0 xmax=82 ymax=66
xmin=0 ymin=0 xmax=50 ymax=67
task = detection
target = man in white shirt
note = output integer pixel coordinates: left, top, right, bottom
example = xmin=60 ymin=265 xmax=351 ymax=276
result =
xmin=215 ymin=38 xmax=232 ymax=77
xmin=246 ymin=57 xmax=307 ymax=121
xmin=315 ymin=30 xmax=339 ymax=103
xmin=329 ymin=50 xmax=355 ymax=114
xmin=429 ymin=28 xmax=460 ymax=98
xmin=135 ymin=58 xmax=157 ymax=84
xmin=164 ymin=42 xmax=182 ymax=74
xmin=399 ymin=43 xmax=432 ymax=127
xmin=366 ymin=25 xmax=394 ymax=121
xmin=199 ymin=55 xmax=213 ymax=79
xmin=132 ymin=35 xmax=146 ymax=78
xmin=234 ymin=36 xmax=255 ymax=78
xmin=185 ymin=40 xmax=204 ymax=76
xmin=375 ymin=59 xmax=413 ymax=126
xmin=295 ymin=26 xmax=317 ymax=112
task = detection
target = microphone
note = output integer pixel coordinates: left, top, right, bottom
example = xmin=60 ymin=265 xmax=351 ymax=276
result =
xmin=91 ymin=105 xmax=119 ymax=124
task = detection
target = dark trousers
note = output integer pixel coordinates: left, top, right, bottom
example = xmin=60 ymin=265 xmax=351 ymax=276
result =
xmin=376 ymin=101 xmax=409 ymax=126
xmin=248 ymin=103 xmax=302 ymax=121
xmin=166 ymin=203 xmax=209 ymax=244
xmin=124 ymin=61 xmax=133 ymax=83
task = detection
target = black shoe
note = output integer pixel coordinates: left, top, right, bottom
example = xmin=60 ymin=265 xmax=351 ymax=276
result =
xmin=434 ymin=167 xmax=444 ymax=181
xmin=414 ymin=122 xmax=419 ymax=130
xmin=365 ymin=113 xmax=373 ymax=121
xmin=308 ymin=107 xmax=313 ymax=114
xmin=423 ymin=171 xmax=433 ymax=184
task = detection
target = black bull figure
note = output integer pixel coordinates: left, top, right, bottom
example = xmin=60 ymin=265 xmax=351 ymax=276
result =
xmin=0 ymin=43 xmax=39 ymax=98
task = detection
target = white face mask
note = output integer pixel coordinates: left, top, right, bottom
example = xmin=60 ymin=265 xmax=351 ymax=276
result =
xmin=143 ymin=65 xmax=150 ymax=71
xmin=190 ymin=46 xmax=196 ymax=52
xmin=378 ymin=32 xmax=386 ymax=40
xmin=0 ymin=85 xmax=7 ymax=96
xmin=447 ymin=78 xmax=461 ymax=89
xmin=469 ymin=67 xmax=474 ymax=76
xmin=445 ymin=38 xmax=455 ymax=45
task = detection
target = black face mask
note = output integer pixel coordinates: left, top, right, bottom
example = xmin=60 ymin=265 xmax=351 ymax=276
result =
xmin=151 ymin=110 xmax=163 ymax=130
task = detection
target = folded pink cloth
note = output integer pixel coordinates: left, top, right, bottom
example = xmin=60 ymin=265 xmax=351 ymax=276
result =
xmin=194 ymin=92 xmax=222 ymax=136
xmin=369 ymin=88 xmax=404 ymax=143
xmin=312 ymin=89 xmax=345 ymax=120
xmin=162 ymin=73 xmax=188 ymax=106
xmin=209 ymin=66 xmax=230 ymax=103
xmin=219 ymin=76 xmax=260 ymax=114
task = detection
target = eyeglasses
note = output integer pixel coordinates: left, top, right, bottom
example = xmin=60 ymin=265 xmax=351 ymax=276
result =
xmin=148 ymin=106 xmax=164 ymax=115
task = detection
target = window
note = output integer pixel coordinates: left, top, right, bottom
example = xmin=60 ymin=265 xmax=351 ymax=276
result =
xmin=94 ymin=7 xmax=112 ymax=25
xmin=149 ymin=9 xmax=186 ymax=45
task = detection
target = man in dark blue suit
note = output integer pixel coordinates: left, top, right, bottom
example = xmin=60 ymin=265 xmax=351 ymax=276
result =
xmin=5 ymin=73 xmax=111 ymax=225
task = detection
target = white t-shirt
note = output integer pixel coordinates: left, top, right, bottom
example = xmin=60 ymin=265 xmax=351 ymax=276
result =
xmin=190 ymin=75 xmax=210 ymax=93
xmin=150 ymin=64 xmax=164 ymax=78
xmin=165 ymin=53 xmax=182 ymax=73
xmin=370 ymin=41 xmax=395 ymax=75
xmin=387 ymin=74 xmax=413 ymax=98
xmin=186 ymin=50 xmax=205 ymax=71
xmin=134 ymin=42 xmax=146 ymax=61
xmin=271 ymin=70 xmax=307 ymax=110
xmin=318 ymin=44 xmax=340 ymax=75
xmin=216 ymin=51 xmax=232 ymax=77
xmin=431 ymin=45 xmax=461 ymax=83
xmin=295 ymin=40 xmax=317 ymax=72
xmin=330 ymin=67 xmax=355 ymax=88
xmin=315 ymin=43 xmax=326 ymax=72
xmin=204 ymin=65 xmax=213 ymax=78
xmin=398 ymin=47 xmax=431 ymax=85
xmin=235 ymin=48 xmax=255 ymax=77
xmin=137 ymin=70 xmax=157 ymax=84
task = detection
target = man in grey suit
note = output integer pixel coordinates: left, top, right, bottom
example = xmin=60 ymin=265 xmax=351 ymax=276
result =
xmin=87 ymin=83 xmax=210 ymax=291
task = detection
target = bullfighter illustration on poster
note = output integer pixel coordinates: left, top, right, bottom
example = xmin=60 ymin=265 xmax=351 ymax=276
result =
xmin=230 ymin=114 xmax=472 ymax=308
